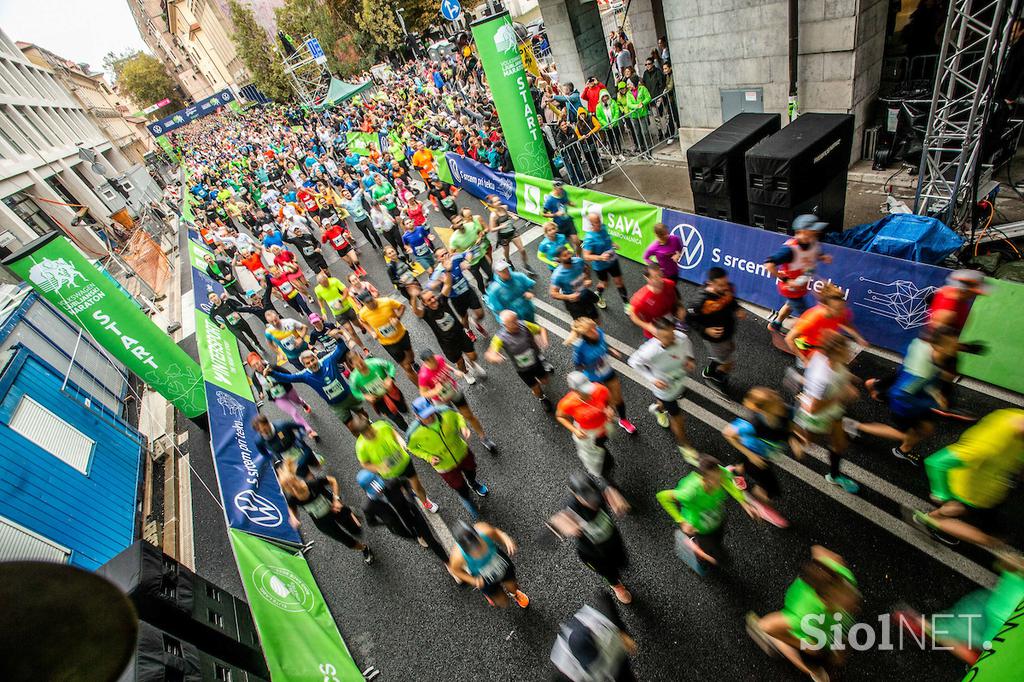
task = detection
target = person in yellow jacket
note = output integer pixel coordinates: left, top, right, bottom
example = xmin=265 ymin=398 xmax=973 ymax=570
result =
xmin=405 ymin=397 xmax=490 ymax=520
xmin=911 ymin=408 xmax=1024 ymax=550
xmin=574 ymin=106 xmax=605 ymax=184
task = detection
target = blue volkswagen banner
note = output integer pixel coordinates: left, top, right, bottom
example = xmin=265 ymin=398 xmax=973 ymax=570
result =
xmin=661 ymin=209 xmax=950 ymax=353
xmin=147 ymin=88 xmax=236 ymax=137
xmin=204 ymin=382 xmax=302 ymax=545
xmin=445 ymin=152 xmax=518 ymax=212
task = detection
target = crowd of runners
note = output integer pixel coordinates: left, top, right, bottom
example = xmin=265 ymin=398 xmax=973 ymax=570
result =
xmin=175 ymin=54 xmax=1024 ymax=682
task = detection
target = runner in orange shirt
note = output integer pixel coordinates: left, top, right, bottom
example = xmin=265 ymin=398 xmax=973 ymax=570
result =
xmin=411 ymin=142 xmax=436 ymax=181
xmin=785 ymin=284 xmax=867 ymax=363
xmin=556 ymin=372 xmax=618 ymax=482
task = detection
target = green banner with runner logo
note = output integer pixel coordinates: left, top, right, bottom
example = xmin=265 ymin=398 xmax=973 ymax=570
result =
xmin=2 ymin=233 xmax=206 ymax=417
xmin=346 ymin=131 xmax=379 ymax=156
xmin=471 ymin=12 xmax=552 ymax=180
xmin=230 ymin=529 xmax=363 ymax=681
xmin=156 ymin=134 xmax=178 ymax=162
xmin=514 ymin=173 xmax=661 ymax=262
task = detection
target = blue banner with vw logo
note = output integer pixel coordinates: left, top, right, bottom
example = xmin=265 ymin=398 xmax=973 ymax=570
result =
xmin=146 ymin=88 xmax=236 ymax=138
xmin=444 ymin=152 xmax=518 ymax=213
xmin=662 ymin=208 xmax=950 ymax=353
xmin=204 ymin=378 xmax=301 ymax=545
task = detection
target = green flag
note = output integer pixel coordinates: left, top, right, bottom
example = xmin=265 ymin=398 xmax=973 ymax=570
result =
xmin=230 ymin=530 xmax=363 ymax=681
xmin=471 ymin=12 xmax=552 ymax=179
xmin=3 ymin=234 xmax=206 ymax=417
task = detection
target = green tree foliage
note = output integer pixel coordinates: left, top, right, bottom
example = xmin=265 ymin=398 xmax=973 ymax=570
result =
xmin=110 ymin=53 xmax=184 ymax=115
xmin=228 ymin=0 xmax=293 ymax=101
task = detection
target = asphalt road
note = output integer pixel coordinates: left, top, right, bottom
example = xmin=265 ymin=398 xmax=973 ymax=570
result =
xmin=184 ymin=190 xmax=1023 ymax=681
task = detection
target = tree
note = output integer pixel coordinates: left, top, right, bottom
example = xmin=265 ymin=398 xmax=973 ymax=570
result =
xmin=228 ymin=0 xmax=293 ymax=102
xmin=276 ymin=0 xmax=376 ymax=77
xmin=112 ymin=53 xmax=184 ymax=116
xmin=354 ymin=0 xmax=404 ymax=55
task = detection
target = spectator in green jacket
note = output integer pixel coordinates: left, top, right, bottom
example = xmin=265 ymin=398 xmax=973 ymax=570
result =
xmin=626 ymin=76 xmax=653 ymax=157
xmin=595 ymin=89 xmax=624 ymax=160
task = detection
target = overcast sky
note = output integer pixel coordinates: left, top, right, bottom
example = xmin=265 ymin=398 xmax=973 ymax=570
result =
xmin=0 ymin=0 xmax=149 ymax=72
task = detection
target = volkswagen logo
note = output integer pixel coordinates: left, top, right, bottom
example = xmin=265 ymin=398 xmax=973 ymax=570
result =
xmin=670 ymin=222 xmax=704 ymax=270
xmin=449 ymin=159 xmax=462 ymax=185
xmin=234 ymin=490 xmax=283 ymax=527
xmin=152 ymin=124 xmax=163 ymax=134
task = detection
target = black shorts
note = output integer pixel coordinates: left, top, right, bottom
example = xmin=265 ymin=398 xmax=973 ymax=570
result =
xmin=565 ymin=289 xmax=600 ymax=320
xmin=479 ymin=549 xmax=516 ymax=595
xmin=517 ymin=362 xmax=548 ymax=387
xmin=450 ymin=289 xmax=481 ymax=316
xmin=496 ymin=229 xmax=517 ymax=247
xmin=318 ymin=207 xmax=334 ymax=220
xmin=744 ymin=461 xmax=780 ymax=499
xmin=694 ymin=523 xmax=726 ymax=564
xmin=382 ymin=332 xmax=413 ymax=361
xmin=555 ymin=221 xmax=576 ymax=238
xmin=440 ymin=333 xmax=475 ymax=362
xmin=594 ymin=261 xmax=622 ymax=281
xmin=956 ymin=501 xmax=1005 ymax=536
xmin=306 ymin=253 xmax=329 ymax=273
xmin=333 ymin=307 xmax=359 ymax=324
xmin=657 ymin=395 xmax=683 ymax=416
xmin=335 ymin=245 xmax=353 ymax=258
xmin=891 ymin=407 xmax=933 ymax=433
xmin=393 ymin=456 xmax=417 ymax=479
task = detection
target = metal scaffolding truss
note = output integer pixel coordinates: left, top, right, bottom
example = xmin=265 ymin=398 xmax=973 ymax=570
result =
xmin=282 ymin=35 xmax=331 ymax=107
xmin=914 ymin=0 xmax=1018 ymax=226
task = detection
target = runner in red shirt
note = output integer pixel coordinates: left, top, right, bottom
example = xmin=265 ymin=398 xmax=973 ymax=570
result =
xmin=321 ymin=217 xmax=365 ymax=276
xmin=267 ymin=263 xmax=314 ymax=316
xmin=628 ymin=265 xmax=681 ymax=337
xmin=928 ymin=270 xmax=988 ymax=334
xmin=270 ymin=245 xmax=297 ymax=268
xmin=295 ymin=186 xmax=322 ymax=226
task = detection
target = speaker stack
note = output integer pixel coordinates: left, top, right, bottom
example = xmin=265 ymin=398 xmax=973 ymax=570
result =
xmin=744 ymin=113 xmax=855 ymax=233
xmin=687 ymin=113 xmax=781 ymax=224
xmin=98 ymin=541 xmax=269 ymax=682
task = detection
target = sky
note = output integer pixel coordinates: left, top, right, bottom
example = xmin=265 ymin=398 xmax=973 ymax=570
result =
xmin=0 ymin=0 xmax=149 ymax=73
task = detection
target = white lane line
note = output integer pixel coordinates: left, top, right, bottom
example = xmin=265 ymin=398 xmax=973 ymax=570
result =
xmin=425 ymin=509 xmax=456 ymax=552
xmin=531 ymin=311 xmax=997 ymax=587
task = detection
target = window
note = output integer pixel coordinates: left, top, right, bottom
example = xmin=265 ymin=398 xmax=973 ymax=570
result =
xmin=8 ymin=395 xmax=95 ymax=474
xmin=0 ymin=516 xmax=70 ymax=564
xmin=2 ymin=191 xmax=60 ymax=236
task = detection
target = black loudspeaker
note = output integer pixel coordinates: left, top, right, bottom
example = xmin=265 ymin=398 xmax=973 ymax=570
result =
xmin=118 ymin=621 xmax=269 ymax=682
xmin=687 ymin=113 xmax=781 ymax=224
xmin=99 ymin=541 xmax=269 ymax=679
xmin=745 ymin=113 xmax=854 ymax=232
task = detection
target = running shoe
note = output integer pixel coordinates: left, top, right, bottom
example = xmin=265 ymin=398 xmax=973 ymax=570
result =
xmin=617 ymin=417 xmax=637 ymax=434
xmin=678 ymin=445 xmax=700 ymax=466
xmin=481 ymin=437 xmax=497 ymax=453
xmin=907 ymin=509 xmax=959 ymax=546
xmin=309 ymin=431 xmax=320 ymax=441
xmin=825 ymin=474 xmax=860 ymax=494
xmin=768 ymin=320 xmax=783 ymax=334
xmin=749 ymin=499 xmax=789 ymax=528
xmin=542 ymin=359 xmax=555 ymax=373
xmin=842 ymin=419 xmax=860 ymax=439
xmin=473 ymin=483 xmax=490 ymax=497
xmin=891 ymin=447 xmax=920 ymax=466
xmin=465 ymin=372 xmax=477 ymax=385
xmin=466 ymin=329 xmax=478 ymax=343
xmin=513 ymin=590 xmax=530 ymax=608
xmin=648 ymin=403 xmax=670 ymax=428
xmin=700 ymin=365 xmax=714 ymax=380
xmin=421 ymin=498 xmax=440 ymax=513
xmin=522 ymin=267 xmax=537 ymax=277
xmin=612 ymin=584 xmax=632 ymax=604
xmin=303 ymin=402 xmax=312 ymax=414
xmin=473 ymin=362 xmax=488 ymax=379
xmin=362 ymin=547 xmax=375 ymax=564
xmin=541 ymin=396 xmax=554 ymax=413
xmin=726 ymin=465 xmax=747 ymax=490
xmin=475 ymin=321 xmax=488 ymax=336
xmin=596 ymin=293 xmax=607 ymax=309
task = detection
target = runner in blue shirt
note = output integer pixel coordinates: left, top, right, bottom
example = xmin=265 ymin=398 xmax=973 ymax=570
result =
xmin=268 ymin=344 xmax=367 ymax=434
xmin=568 ymin=316 xmax=636 ymax=433
xmin=549 ymin=246 xmax=600 ymax=321
xmin=402 ymin=221 xmax=437 ymax=271
xmin=581 ymin=210 xmax=630 ymax=313
xmin=542 ymin=182 xmax=578 ymax=250
xmin=537 ymin=221 xmax=572 ymax=270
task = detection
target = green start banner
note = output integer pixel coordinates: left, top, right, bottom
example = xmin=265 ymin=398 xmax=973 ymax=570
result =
xmin=513 ymin=172 xmax=662 ymax=263
xmin=155 ymin=135 xmax=178 ymax=162
xmin=471 ymin=12 xmax=552 ymax=180
xmin=3 ymin=233 xmax=207 ymax=417
xmin=230 ymin=530 xmax=363 ymax=681
xmin=962 ymin=595 xmax=1024 ymax=680
xmin=957 ymin=278 xmax=1024 ymax=394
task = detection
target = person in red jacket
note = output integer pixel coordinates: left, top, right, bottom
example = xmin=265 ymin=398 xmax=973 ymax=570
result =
xmin=321 ymin=216 xmax=366 ymax=276
xmin=581 ymin=77 xmax=605 ymax=114
xmin=295 ymin=186 xmax=322 ymax=227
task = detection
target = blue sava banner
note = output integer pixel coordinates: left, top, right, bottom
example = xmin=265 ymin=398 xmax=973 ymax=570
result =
xmin=147 ymin=88 xmax=236 ymax=137
xmin=661 ymin=209 xmax=950 ymax=353
xmin=444 ymin=152 xmax=518 ymax=212
xmin=204 ymin=383 xmax=301 ymax=545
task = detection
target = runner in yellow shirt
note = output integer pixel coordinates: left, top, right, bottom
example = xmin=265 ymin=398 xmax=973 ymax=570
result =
xmin=356 ymin=292 xmax=418 ymax=382
xmin=314 ymin=272 xmax=369 ymax=356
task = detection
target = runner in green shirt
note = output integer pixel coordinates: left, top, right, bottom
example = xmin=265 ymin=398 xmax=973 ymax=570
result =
xmin=449 ymin=210 xmax=493 ymax=292
xmin=348 ymin=351 xmax=411 ymax=431
xmin=352 ymin=415 xmax=437 ymax=512
xmin=657 ymin=455 xmax=756 ymax=574
xmin=371 ymin=174 xmax=398 ymax=215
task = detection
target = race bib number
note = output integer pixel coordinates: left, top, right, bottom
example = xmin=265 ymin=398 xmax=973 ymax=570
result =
xmin=280 ymin=336 xmax=297 ymax=351
xmin=268 ymin=382 xmax=287 ymax=399
xmin=452 ymin=277 xmax=470 ymax=296
xmin=303 ymin=495 xmax=332 ymax=519
xmin=363 ymin=377 xmax=386 ymax=396
xmin=252 ymin=268 xmax=267 ymax=280
xmin=281 ymin=446 xmax=303 ymax=461
xmin=226 ymin=313 xmax=241 ymax=325
xmin=441 ymin=196 xmax=455 ymax=207
xmin=592 ymin=356 xmax=611 ymax=377
xmin=323 ymin=379 xmax=346 ymax=399
xmin=331 ymin=235 xmax=347 ymax=248
xmin=436 ymin=312 xmax=456 ymax=332
xmin=700 ymin=507 xmax=724 ymax=530
xmin=301 ymin=245 xmax=316 ymax=256
xmin=513 ymin=349 xmax=536 ymax=368
xmin=329 ymin=299 xmax=346 ymax=312
xmin=278 ymin=281 xmax=294 ymax=295
xmin=414 ymin=243 xmax=430 ymax=256
xmin=377 ymin=323 xmax=397 ymax=339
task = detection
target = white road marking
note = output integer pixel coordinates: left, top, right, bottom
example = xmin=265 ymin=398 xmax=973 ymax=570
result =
xmin=530 ymin=310 xmax=998 ymax=587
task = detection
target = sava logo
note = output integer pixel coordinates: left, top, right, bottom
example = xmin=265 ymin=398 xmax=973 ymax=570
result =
xmin=251 ymin=564 xmax=315 ymax=613
xmin=583 ymin=200 xmax=644 ymax=243
xmin=669 ymin=222 xmax=705 ymax=270
xmin=28 ymin=258 xmax=86 ymax=293
xmin=523 ymin=183 xmax=542 ymax=215
xmin=234 ymin=490 xmax=283 ymax=527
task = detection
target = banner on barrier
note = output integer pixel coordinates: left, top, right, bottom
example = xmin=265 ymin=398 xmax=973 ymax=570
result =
xmin=957 ymin=278 xmax=1024 ymax=394
xmin=567 ymin=187 xmax=662 ymax=263
xmin=230 ymin=530 xmax=363 ymax=681
xmin=146 ymin=88 xmax=235 ymax=137
xmin=661 ymin=209 xmax=950 ymax=352
xmin=471 ymin=12 xmax=552 ymax=179
xmin=3 ymin=233 xmax=207 ymax=417
xmin=446 ymin=152 xmax=518 ymax=211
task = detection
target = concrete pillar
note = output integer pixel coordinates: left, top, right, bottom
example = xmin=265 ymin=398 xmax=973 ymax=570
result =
xmin=56 ymin=160 xmax=111 ymax=223
xmin=537 ymin=0 xmax=610 ymax=90
xmin=28 ymin=168 xmax=108 ymax=255
xmin=623 ymin=0 xmax=659 ymax=62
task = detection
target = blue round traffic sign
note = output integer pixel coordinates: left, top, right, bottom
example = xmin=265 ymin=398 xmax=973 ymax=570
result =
xmin=440 ymin=0 xmax=462 ymax=21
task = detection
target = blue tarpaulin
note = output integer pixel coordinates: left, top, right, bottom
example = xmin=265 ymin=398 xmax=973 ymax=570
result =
xmin=824 ymin=214 xmax=964 ymax=265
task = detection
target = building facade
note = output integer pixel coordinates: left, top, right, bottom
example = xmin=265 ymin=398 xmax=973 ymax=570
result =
xmin=128 ymin=0 xmax=248 ymax=103
xmin=18 ymin=42 xmax=152 ymax=167
xmin=0 ymin=287 xmax=143 ymax=570
xmin=0 ymin=28 xmax=135 ymax=258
